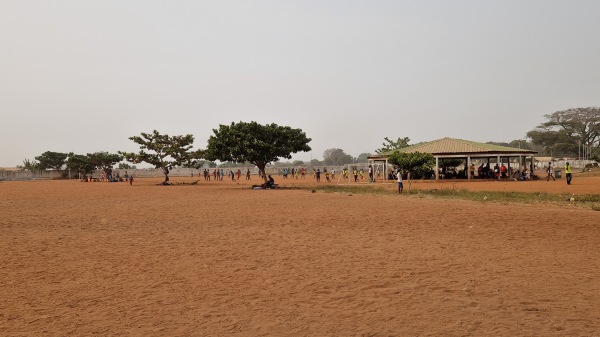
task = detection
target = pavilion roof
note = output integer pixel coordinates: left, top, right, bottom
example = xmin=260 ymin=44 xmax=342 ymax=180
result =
xmin=373 ymin=137 xmax=537 ymax=157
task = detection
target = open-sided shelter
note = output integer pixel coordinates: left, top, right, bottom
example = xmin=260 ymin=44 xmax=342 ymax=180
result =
xmin=368 ymin=137 xmax=538 ymax=181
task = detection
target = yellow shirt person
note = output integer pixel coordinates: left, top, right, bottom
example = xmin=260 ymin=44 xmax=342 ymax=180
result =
xmin=564 ymin=162 xmax=572 ymax=185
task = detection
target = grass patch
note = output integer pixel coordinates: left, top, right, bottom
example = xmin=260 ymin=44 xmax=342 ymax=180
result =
xmin=310 ymin=184 xmax=391 ymax=195
xmin=415 ymin=189 xmax=559 ymax=204
xmin=302 ymin=183 xmax=600 ymax=209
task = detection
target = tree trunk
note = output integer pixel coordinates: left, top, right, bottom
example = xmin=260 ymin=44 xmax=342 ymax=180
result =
xmin=162 ymin=167 xmax=170 ymax=185
xmin=256 ymin=162 xmax=268 ymax=184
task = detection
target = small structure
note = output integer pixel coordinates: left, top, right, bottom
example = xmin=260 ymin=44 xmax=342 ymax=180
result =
xmin=368 ymin=137 xmax=537 ymax=181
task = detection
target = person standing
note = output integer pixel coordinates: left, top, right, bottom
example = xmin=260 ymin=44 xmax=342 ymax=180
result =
xmin=565 ymin=162 xmax=572 ymax=185
xmin=500 ymin=163 xmax=507 ymax=180
xmin=546 ymin=162 xmax=555 ymax=181
xmin=396 ymin=169 xmax=403 ymax=194
xmin=129 ymin=175 xmax=134 ymax=185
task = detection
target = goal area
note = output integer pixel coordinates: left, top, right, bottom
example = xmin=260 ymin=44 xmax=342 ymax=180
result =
xmin=335 ymin=162 xmax=390 ymax=185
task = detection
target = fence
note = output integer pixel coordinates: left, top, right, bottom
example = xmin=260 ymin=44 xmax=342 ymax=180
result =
xmin=0 ymin=170 xmax=62 ymax=181
xmin=1 ymin=167 xmax=262 ymax=181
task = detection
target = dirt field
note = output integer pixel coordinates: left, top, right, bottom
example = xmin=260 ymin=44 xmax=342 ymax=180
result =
xmin=1 ymin=172 xmax=599 ymax=336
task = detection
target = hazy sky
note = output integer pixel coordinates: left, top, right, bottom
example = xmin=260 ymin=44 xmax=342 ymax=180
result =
xmin=2 ymin=1 xmax=599 ymax=167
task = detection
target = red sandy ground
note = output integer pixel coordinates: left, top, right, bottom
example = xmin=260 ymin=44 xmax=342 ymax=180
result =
xmin=1 ymin=172 xmax=599 ymax=336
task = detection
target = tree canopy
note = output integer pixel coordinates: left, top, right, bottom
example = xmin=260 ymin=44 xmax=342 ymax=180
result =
xmin=204 ymin=121 xmax=311 ymax=183
xmin=527 ymin=107 xmax=600 ymax=158
xmin=120 ymin=130 xmax=204 ymax=184
xmin=118 ymin=162 xmax=137 ymax=170
xmin=387 ymin=151 xmax=435 ymax=191
xmin=376 ymin=136 xmax=411 ymax=154
xmin=35 ymin=151 xmax=68 ymax=170
xmin=65 ymin=153 xmax=96 ymax=176
xmin=322 ymin=148 xmax=354 ymax=166
xmin=21 ymin=158 xmax=41 ymax=171
xmin=355 ymin=153 xmax=371 ymax=163
xmin=87 ymin=152 xmax=123 ymax=171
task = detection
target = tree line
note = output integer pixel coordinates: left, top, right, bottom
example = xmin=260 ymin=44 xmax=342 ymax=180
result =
xmin=18 ymin=108 xmax=600 ymax=184
xmin=21 ymin=122 xmax=312 ymax=185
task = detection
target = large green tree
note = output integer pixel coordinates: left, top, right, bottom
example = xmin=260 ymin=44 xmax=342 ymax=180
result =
xmin=376 ymin=136 xmax=411 ymax=154
xmin=35 ymin=151 xmax=68 ymax=170
xmin=120 ymin=130 xmax=204 ymax=184
xmin=205 ymin=121 xmax=311 ymax=184
xmin=87 ymin=152 xmax=123 ymax=172
xmin=387 ymin=151 xmax=435 ymax=191
xmin=65 ymin=153 xmax=96 ymax=176
xmin=527 ymin=107 xmax=600 ymax=158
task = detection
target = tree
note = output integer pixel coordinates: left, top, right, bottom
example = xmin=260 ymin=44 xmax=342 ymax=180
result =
xmin=65 ymin=153 xmax=96 ymax=176
xmin=118 ymin=162 xmax=137 ymax=169
xmin=21 ymin=158 xmax=41 ymax=171
xmin=527 ymin=107 xmax=600 ymax=158
xmin=355 ymin=152 xmax=371 ymax=163
xmin=183 ymin=160 xmax=216 ymax=169
xmin=310 ymin=159 xmax=322 ymax=167
xmin=35 ymin=151 xmax=68 ymax=170
xmin=205 ymin=121 xmax=311 ymax=184
xmin=387 ymin=151 xmax=435 ymax=191
xmin=292 ymin=160 xmax=305 ymax=166
xmin=376 ymin=137 xmax=411 ymax=154
xmin=322 ymin=148 xmax=354 ymax=166
xmin=87 ymin=152 xmax=123 ymax=172
xmin=527 ymin=129 xmax=575 ymax=157
xmin=119 ymin=130 xmax=204 ymax=184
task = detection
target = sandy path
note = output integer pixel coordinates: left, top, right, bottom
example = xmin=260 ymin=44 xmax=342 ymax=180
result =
xmin=1 ymin=176 xmax=599 ymax=336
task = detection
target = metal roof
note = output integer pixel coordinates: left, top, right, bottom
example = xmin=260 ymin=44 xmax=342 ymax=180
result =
xmin=372 ymin=137 xmax=537 ymax=157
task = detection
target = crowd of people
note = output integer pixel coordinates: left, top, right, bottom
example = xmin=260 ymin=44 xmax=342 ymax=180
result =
xmin=78 ymin=161 xmax=575 ymax=188
xmin=80 ymin=169 xmax=134 ymax=185
xmin=471 ymin=163 xmax=533 ymax=181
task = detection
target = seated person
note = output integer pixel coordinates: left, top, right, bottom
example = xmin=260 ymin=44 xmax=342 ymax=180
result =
xmin=268 ymin=175 xmax=275 ymax=188
xmin=521 ymin=169 xmax=529 ymax=181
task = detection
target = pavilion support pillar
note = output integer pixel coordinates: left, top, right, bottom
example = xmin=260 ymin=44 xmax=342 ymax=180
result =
xmin=435 ymin=156 xmax=439 ymax=181
xmin=497 ymin=155 xmax=501 ymax=180
xmin=467 ymin=156 xmax=472 ymax=181
xmin=385 ymin=159 xmax=389 ymax=180
xmin=519 ymin=155 xmax=523 ymax=173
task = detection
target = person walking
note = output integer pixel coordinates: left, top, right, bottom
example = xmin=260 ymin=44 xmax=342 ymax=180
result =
xmin=565 ymin=162 xmax=572 ymax=185
xmin=396 ymin=169 xmax=403 ymax=194
xmin=546 ymin=162 xmax=555 ymax=181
